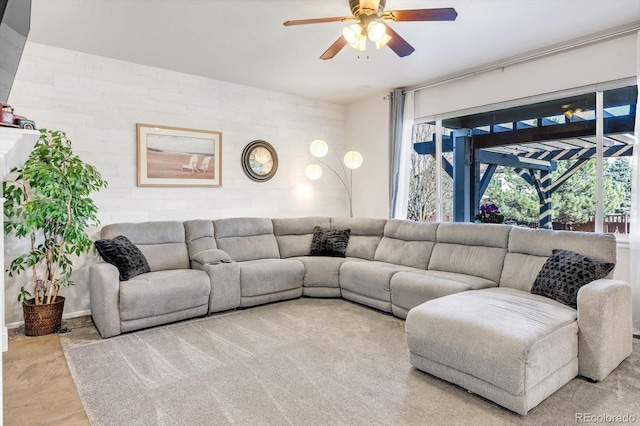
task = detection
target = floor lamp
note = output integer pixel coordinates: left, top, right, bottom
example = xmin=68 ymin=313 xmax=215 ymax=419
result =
xmin=305 ymin=139 xmax=363 ymax=217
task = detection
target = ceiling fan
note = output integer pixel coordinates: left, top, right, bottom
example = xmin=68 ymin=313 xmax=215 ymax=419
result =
xmin=283 ymin=0 xmax=457 ymax=60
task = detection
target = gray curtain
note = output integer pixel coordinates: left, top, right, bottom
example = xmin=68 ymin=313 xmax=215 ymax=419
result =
xmin=389 ymin=89 xmax=405 ymax=218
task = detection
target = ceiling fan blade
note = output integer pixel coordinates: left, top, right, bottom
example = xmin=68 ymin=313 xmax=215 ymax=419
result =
xmin=320 ymin=37 xmax=348 ymax=60
xmin=382 ymin=8 xmax=458 ymax=22
xmin=384 ymin=25 xmax=415 ymax=57
xmin=284 ymin=16 xmax=351 ymax=26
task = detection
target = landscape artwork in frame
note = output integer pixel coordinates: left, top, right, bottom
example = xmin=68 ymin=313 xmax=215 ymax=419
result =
xmin=137 ymin=124 xmax=222 ymax=187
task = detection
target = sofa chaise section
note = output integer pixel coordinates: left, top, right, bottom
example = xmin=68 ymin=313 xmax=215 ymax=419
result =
xmin=89 ymin=221 xmax=211 ymax=338
xmin=500 ymin=226 xmax=631 ymax=381
xmin=405 ymin=226 xmax=631 ymax=415
xmin=213 ymin=217 xmax=304 ymax=307
xmin=407 ymin=288 xmax=579 ymax=415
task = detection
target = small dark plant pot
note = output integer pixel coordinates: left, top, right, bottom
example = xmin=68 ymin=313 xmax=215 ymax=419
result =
xmin=22 ymin=296 xmax=65 ymax=336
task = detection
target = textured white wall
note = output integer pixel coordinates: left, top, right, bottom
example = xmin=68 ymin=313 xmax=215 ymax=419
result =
xmin=347 ymin=95 xmax=390 ymax=219
xmin=4 ymin=42 xmax=348 ymax=325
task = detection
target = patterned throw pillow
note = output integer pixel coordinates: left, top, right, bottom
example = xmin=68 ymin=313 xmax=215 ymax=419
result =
xmin=309 ymin=226 xmax=351 ymax=257
xmin=531 ymin=249 xmax=615 ymax=309
xmin=95 ymin=235 xmax=151 ymax=281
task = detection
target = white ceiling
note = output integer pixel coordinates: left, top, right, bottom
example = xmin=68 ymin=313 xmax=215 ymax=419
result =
xmin=27 ymin=0 xmax=640 ymax=105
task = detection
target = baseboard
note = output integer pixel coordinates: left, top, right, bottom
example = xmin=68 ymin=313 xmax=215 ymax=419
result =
xmin=6 ymin=309 xmax=91 ymax=330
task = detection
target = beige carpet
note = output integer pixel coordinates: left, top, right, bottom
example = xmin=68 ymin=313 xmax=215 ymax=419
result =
xmin=62 ymin=298 xmax=640 ymax=426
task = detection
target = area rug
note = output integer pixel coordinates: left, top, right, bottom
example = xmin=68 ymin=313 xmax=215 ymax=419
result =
xmin=62 ymin=298 xmax=640 ymax=426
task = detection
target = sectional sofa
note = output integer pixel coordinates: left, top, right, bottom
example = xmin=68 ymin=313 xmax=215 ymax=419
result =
xmin=89 ymin=216 xmax=632 ymax=415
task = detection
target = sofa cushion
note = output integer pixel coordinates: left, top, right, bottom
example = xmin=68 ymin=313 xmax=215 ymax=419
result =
xmin=272 ymin=217 xmax=330 ymax=258
xmin=500 ymin=227 xmax=617 ymax=292
xmin=340 ymin=260 xmax=414 ymax=305
xmin=406 ymin=287 xmax=578 ymax=396
xmin=428 ymin=223 xmax=511 ymax=283
xmin=374 ymin=219 xmax=438 ymax=269
xmin=531 ymin=249 xmax=615 ymax=309
xmin=95 ymin=235 xmax=150 ymax=281
xmin=291 ymin=256 xmax=364 ymax=288
xmin=309 ymin=226 xmax=350 ymax=257
xmin=119 ymin=269 xmax=211 ymax=321
xmin=184 ymin=219 xmax=218 ymax=260
xmin=101 ymin=221 xmax=190 ymax=272
xmin=330 ymin=217 xmax=385 ymax=260
xmin=214 ymin=218 xmax=280 ymax=262
xmin=237 ymin=259 xmax=304 ymax=297
xmin=390 ymin=270 xmax=496 ymax=314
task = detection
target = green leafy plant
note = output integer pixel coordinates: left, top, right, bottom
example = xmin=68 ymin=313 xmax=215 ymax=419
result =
xmin=3 ymin=129 xmax=107 ymax=305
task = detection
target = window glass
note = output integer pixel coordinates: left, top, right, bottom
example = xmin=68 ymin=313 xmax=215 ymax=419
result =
xmin=442 ymin=150 xmax=454 ymax=223
xmin=407 ymin=123 xmax=453 ymax=222
xmin=542 ymin=114 xmax=565 ymax=125
xmin=408 ymin=123 xmax=437 ymax=222
xmin=603 ymin=157 xmax=631 ymax=234
xmin=492 ymin=122 xmax=513 ymax=133
xmin=483 ymin=166 xmax=539 ymax=227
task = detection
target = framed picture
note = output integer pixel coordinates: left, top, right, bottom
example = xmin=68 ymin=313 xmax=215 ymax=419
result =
xmin=137 ymin=124 xmax=222 ymax=187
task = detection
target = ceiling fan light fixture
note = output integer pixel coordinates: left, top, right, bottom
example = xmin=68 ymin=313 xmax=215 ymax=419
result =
xmin=353 ymin=34 xmax=367 ymax=51
xmin=366 ymin=21 xmax=386 ymax=42
xmin=375 ymin=33 xmax=392 ymax=49
xmin=342 ymin=23 xmax=362 ymax=45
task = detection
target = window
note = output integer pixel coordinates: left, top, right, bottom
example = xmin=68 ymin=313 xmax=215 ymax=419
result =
xmin=407 ymin=123 xmax=453 ymax=222
xmin=405 ymin=83 xmax=636 ymax=234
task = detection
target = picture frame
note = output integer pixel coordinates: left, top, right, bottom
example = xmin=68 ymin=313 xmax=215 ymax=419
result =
xmin=137 ymin=123 xmax=222 ymax=187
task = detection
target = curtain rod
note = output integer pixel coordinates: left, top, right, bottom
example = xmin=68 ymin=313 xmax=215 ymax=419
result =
xmin=403 ymin=21 xmax=640 ymax=95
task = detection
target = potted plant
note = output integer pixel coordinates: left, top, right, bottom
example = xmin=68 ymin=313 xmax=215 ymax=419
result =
xmin=474 ymin=201 xmax=505 ymax=224
xmin=3 ymin=129 xmax=107 ymax=336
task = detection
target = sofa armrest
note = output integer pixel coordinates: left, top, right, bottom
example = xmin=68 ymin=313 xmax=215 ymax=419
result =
xmin=89 ymin=262 xmax=122 ymax=338
xmin=192 ymin=260 xmax=241 ymax=313
xmin=577 ymin=278 xmax=632 ymax=381
xmin=192 ymin=248 xmax=232 ymax=265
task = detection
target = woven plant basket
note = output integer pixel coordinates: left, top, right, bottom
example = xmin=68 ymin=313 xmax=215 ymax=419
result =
xmin=22 ymin=296 xmax=65 ymax=337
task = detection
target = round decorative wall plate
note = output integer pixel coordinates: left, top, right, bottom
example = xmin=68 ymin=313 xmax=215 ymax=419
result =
xmin=241 ymin=140 xmax=278 ymax=182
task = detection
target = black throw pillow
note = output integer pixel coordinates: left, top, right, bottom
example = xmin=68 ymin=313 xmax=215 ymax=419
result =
xmin=531 ymin=249 xmax=615 ymax=309
xmin=95 ymin=235 xmax=151 ymax=281
xmin=309 ymin=226 xmax=351 ymax=257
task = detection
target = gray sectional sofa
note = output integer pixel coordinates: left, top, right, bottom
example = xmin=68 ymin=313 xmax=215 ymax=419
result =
xmin=89 ymin=216 xmax=633 ymax=415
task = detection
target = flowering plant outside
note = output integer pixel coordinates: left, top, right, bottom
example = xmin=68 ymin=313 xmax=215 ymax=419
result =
xmin=475 ymin=202 xmax=505 ymax=224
